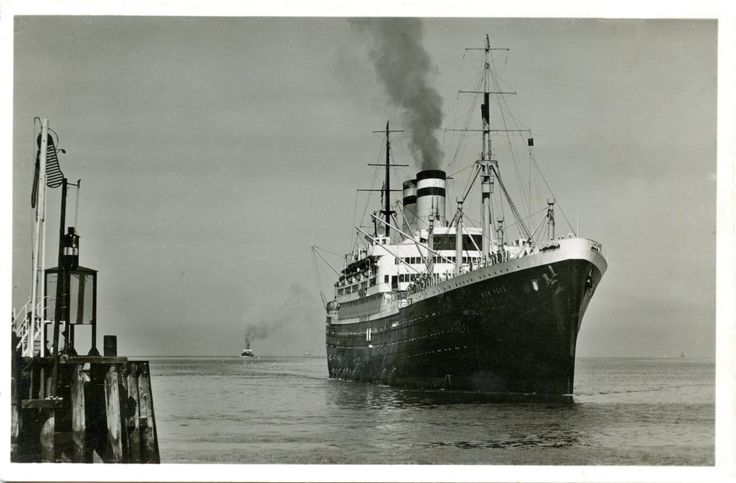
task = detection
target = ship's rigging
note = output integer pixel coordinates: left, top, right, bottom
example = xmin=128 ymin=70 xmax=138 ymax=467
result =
xmin=313 ymin=35 xmax=580 ymax=300
xmin=338 ymin=34 xmax=575 ymax=271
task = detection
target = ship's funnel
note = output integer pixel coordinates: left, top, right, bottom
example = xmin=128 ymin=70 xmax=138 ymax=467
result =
xmin=402 ymin=179 xmax=417 ymax=234
xmin=415 ymin=169 xmax=446 ymax=230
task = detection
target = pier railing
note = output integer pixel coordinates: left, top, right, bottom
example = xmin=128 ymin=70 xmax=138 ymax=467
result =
xmin=12 ymin=297 xmax=47 ymax=356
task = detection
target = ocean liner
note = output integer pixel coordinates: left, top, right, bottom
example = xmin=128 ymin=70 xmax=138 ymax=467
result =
xmin=322 ymin=36 xmax=607 ymax=396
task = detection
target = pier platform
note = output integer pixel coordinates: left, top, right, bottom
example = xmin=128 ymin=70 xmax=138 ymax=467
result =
xmin=11 ymin=352 xmax=160 ymax=463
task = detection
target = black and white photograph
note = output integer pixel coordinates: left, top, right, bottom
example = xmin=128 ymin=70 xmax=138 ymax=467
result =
xmin=2 ymin=3 xmax=734 ymax=483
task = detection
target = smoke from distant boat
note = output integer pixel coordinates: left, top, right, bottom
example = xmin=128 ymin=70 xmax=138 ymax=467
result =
xmin=244 ymin=321 xmax=272 ymax=346
xmin=243 ymin=284 xmax=313 ymax=349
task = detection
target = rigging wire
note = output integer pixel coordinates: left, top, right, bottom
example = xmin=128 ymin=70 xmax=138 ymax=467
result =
xmin=448 ymin=162 xmax=475 ymax=179
xmin=350 ymin=191 xmax=359 ymax=253
xmin=487 ymin=65 xmax=562 ymax=233
xmin=312 ymin=245 xmax=342 ymax=276
xmin=351 ymin=150 xmax=383 ymax=253
xmin=486 ymin=50 xmax=578 ymax=236
xmin=446 ymin=67 xmax=484 ymax=173
xmin=489 ymin=52 xmax=531 ymax=221
xmin=525 ymin=149 xmax=576 ymax=236
xmin=498 ymin=90 xmax=541 ymax=226
xmin=502 ymin=206 xmax=548 ymax=232
xmin=487 ymin=49 xmax=551 ymax=234
xmin=312 ymin=245 xmax=345 ymax=259
xmin=310 ymin=247 xmax=327 ymax=307
xmin=447 ymin=167 xmax=480 ymax=228
xmin=491 ymin=164 xmax=532 ymax=241
xmin=443 ymin=70 xmax=482 ymax=160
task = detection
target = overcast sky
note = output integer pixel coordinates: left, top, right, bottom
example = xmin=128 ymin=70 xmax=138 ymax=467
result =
xmin=10 ymin=17 xmax=716 ymax=357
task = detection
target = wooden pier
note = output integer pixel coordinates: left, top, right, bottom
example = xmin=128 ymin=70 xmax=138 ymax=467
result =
xmin=12 ymin=119 xmax=161 ymax=463
xmin=11 ymin=337 xmax=160 ymax=463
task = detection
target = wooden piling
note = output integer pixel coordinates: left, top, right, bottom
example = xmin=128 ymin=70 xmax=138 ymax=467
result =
xmin=13 ymin=355 xmax=159 ymax=463
xmin=39 ymin=366 xmax=46 ymax=398
xmin=11 ymin=355 xmax=20 ymax=460
xmin=125 ymin=362 xmax=142 ymax=463
xmin=40 ymin=413 xmax=55 ymax=462
xmin=104 ymin=364 xmax=124 ymax=462
xmin=137 ymin=362 xmax=159 ymax=463
xmin=71 ymin=364 xmax=87 ymax=462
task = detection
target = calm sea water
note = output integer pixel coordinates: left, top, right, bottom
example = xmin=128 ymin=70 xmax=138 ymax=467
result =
xmin=147 ymin=356 xmax=714 ymax=465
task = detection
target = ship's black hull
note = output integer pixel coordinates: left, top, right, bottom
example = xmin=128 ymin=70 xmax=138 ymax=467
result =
xmin=326 ymin=258 xmax=603 ymax=395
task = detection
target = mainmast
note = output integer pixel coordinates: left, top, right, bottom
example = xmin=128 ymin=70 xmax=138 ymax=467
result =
xmin=459 ymin=35 xmax=534 ymax=257
xmin=481 ymin=33 xmax=492 ymax=162
xmin=479 ymin=34 xmax=493 ymax=261
xmin=463 ymin=35 xmax=510 ymax=260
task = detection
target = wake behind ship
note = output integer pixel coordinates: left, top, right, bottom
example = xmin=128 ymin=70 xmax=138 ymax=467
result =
xmin=319 ymin=35 xmax=607 ymax=396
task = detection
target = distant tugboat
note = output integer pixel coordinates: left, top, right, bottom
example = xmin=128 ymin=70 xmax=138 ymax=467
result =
xmin=241 ymin=339 xmax=254 ymax=358
xmin=680 ymin=350 xmax=686 ymax=358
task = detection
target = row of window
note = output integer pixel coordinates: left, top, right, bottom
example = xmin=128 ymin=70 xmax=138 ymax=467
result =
xmin=432 ymin=234 xmax=483 ymax=251
xmin=327 ymin=312 xmax=440 ymax=339
xmin=328 ymin=325 xmax=463 ymax=349
xmin=396 ymin=256 xmax=480 ymax=265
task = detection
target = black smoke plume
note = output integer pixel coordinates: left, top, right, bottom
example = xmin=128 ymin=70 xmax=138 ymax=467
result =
xmin=244 ymin=321 xmax=272 ymax=347
xmin=352 ymin=18 xmax=444 ymax=170
xmin=241 ymin=284 xmax=312 ymax=350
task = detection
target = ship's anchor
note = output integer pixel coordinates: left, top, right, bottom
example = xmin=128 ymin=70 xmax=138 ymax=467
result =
xmin=584 ymin=268 xmax=594 ymax=291
xmin=542 ymin=265 xmax=559 ymax=288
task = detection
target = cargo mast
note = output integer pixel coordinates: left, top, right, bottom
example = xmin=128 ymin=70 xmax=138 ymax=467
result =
xmin=461 ymin=35 xmax=511 ymax=261
xmin=479 ymin=34 xmax=493 ymax=261
xmin=368 ymin=122 xmax=406 ymax=238
xmin=459 ymin=35 xmax=535 ymax=256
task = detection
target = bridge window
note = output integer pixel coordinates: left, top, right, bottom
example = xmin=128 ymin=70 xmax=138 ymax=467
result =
xmin=432 ymin=234 xmax=483 ymax=251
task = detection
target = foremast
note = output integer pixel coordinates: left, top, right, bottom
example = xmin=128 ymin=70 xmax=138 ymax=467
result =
xmin=373 ymin=122 xmax=405 ymax=238
xmin=359 ymin=122 xmax=407 ymax=241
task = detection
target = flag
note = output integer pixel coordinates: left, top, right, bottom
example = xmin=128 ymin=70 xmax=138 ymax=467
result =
xmin=31 ymin=133 xmax=64 ymax=207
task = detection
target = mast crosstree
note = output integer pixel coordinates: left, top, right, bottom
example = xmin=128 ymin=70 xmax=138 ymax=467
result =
xmin=363 ymin=121 xmax=407 ymax=238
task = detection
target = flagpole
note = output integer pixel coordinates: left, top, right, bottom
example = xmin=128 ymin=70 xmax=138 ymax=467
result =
xmin=39 ymin=150 xmax=49 ymax=357
xmin=29 ymin=119 xmax=48 ymax=357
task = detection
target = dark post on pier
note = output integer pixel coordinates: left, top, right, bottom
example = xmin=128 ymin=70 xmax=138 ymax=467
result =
xmin=11 ymin=121 xmax=160 ymax=463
